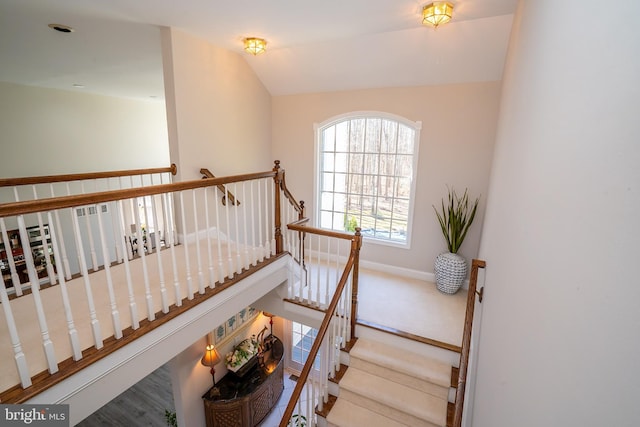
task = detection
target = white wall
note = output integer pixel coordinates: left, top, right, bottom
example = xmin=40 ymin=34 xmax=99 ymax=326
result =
xmin=161 ymin=27 xmax=273 ymax=182
xmin=272 ymin=83 xmax=500 ymax=275
xmin=0 ymin=82 xmax=169 ymax=177
xmin=473 ymin=1 xmax=640 ymax=426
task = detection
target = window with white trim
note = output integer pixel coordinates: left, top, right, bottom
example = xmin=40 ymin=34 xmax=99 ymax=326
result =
xmin=316 ymin=112 xmax=421 ymax=247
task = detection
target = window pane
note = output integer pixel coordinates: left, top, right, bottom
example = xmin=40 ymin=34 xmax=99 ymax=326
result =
xmin=349 ymin=153 xmax=363 ymax=173
xmin=365 ymin=118 xmax=381 ymax=152
xmin=378 ymin=176 xmax=396 ymax=199
xmin=397 ymin=177 xmax=411 ymax=198
xmin=381 ymin=120 xmax=398 ymax=153
xmin=321 ymin=173 xmax=334 ymax=192
xmin=323 ymin=152 xmax=335 ymax=172
xmin=335 ymin=153 xmax=348 ymax=173
xmin=363 ymin=154 xmax=378 ymax=175
xmin=379 ymin=155 xmax=396 ymax=177
xmin=321 ymin=192 xmax=334 ymax=210
xmin=334 ymin=173 xmax=347 ymax=193
xmin=320 ymin=210 xmax=333 ymax=228
xmin=349 ymin=174 xmax=362 ymax=195
xmin=397 ymin=125 xmax=415 ymax=154
xmin=350 ymin=119 xmax=365 ymax=152
xmin=335 ymin=122 xmax=349 ymax=152
xmin=322 ymin=126 xmax=335 ymax=152
xmin=362 ymin=175 xmax=377 ymax=196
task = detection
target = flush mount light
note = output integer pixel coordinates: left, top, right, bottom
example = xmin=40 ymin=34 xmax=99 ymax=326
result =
xmin=48 ymin=23 xmax=75 ymax=33
xmin=72 ymin=84 xmax=85 ymax=88
xmin=243 ymin=37 xmax=267 ymax=55
xmin=422 ymin=2 xmax=454 ymax=28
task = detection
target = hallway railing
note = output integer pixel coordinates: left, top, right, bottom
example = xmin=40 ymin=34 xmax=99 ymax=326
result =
xmin=0 ymin=164 xmax=289 ymax=403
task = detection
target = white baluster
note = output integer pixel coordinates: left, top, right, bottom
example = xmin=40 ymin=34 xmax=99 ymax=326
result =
xmin=233 ymin=183 xmax=242 ymax=275
xmin=242 ymin=182 xmax=250 ymax=270
xmin=192 ymin=189 xmax=205 ymax=294
xmin=163 ymin=193 xmax=181 ymax=307
xmin=249 ymin=180 xmax=257 ymax=266
xmin=204 ymin=185 xmax=215 ymax=288
xmin=116 ymin=200 xmax=139 ymax=329
xmin=0 ymin=238 xmax=31 ymax=387
xmin=179 ymin=191 xmax=194 ymax=299
xmin=133 ymin=198 xmax=154 ymax=321
xmin=316 ymin=236 xmax=322 ymax=307
xmin=47 ymin=212 xmax=81 ymax=360
xmin=214 ymin=188 xmax=225 ymax=284
xmin=30 ymin=186 xmax=57 ymax=286
xmin=257 ymin=179 xmax=265 ymax=262
xmin=49 ymin=184 xmax=71 ymax=280
xmin=70 ymin=209 xmax=103 ymax=349
xmin=96 ymin=204 xmax=122 ymax=339
xmin=105 ymin=181 xmax=123 ymax=263
xmin=1 ymin=219 xmax=23 ymax=296
xmin=224 ymin=187 xmax=234 ymax=277
xmin=263 ymin=179 xmax=270 ymax=259
xmin=80 ymin=182 xmax=99 ymax=271
xmin=151 ymin=196 xmax=169 ymax=313
xmin=270 ymin=178 xmax=276 ymax=255
xmin=17 ymin=217 xmax=59 ymax=373
xmin=324 ymin=238 xmax=331 ymax=308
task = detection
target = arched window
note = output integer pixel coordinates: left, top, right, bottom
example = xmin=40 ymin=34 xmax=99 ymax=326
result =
xmin=315 ymin=112 xmax=421 ymax=247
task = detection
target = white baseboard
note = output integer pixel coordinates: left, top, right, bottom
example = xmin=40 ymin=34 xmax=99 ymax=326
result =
xmin=359 ymin=259 xmax=470 ymax=290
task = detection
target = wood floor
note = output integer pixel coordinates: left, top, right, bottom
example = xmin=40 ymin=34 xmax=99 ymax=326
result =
xmin=76 ymin=364 xmax=175 ymax=426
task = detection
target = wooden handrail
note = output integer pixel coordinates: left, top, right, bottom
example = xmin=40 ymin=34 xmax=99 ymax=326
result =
xmin=287 ymin=220 xmax=355 ymax=241
xmin=199 ymin=168 xmax=240 ymax=206
xmin=0 ymin=170 xmax=276 ymax=218
xmin=279 ymin=165 xmax=303 ymax=215
xmin=453 ymin=258 xmax=486 ymax=427
xmin=279 ymin=228 xmax=362 ymax=427
xmin=0 ymin=164 xmax=177 ymax=187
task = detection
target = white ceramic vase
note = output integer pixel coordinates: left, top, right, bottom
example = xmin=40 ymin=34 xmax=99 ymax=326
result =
xmin=434 ymin=252 xmax=467 ymax=294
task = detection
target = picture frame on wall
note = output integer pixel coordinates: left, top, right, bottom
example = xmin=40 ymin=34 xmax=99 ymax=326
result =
xmin=225 ymin=314 xmax=238 ymax=334
xmin=213 ymin=307 xmax=260 ymax=346
xmin=214 ymin=324 xmax=226 ymax=344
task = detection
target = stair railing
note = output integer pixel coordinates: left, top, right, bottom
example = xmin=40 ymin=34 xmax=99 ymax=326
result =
xmin=279 ymin=226 xmax=362 ymax=427
xmin=199 ymin=168 xmax=240 ymax=206
xmin=453 ymin=258 xmax=486 ymax=427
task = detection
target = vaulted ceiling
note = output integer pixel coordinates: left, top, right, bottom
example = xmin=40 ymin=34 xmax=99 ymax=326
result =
xmin=0 ymin=0 xmax=518 ymax=99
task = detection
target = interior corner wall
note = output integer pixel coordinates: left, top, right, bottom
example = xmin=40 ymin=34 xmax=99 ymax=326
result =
xmin=272 ymin=82 xmax=501 ymax=274
xmin=0 ymin=82 xmax=169 ymax=177
xmin=472 ymin=1 xmax=640 ymax=426
xmin=160 ymin=27 xmax=272 ymax=182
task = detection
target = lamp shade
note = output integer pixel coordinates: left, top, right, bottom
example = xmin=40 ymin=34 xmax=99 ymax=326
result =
xmin=422 ymin=2 xmax=454 ymax=28
xmin=201 ymin=344 xmax=221 ymax=367
xmin=244 ymin=37 xmax=267 ymax=55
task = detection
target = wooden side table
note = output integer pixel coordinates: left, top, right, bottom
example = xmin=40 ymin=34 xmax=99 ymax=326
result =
xmin=203 ymin=336 xmax=284 ymax=427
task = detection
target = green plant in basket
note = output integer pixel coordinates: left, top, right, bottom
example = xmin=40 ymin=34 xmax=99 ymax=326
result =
xmin=433 ymin=187 xmax=479 ymax=254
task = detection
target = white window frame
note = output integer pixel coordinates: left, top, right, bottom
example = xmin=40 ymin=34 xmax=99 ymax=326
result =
xmin=314 ymin=111 xmax=421 ymax=249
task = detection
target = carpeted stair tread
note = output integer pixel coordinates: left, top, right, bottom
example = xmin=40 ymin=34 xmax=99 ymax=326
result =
xmin=350 ymin=338 xmax=451 ymax=388
xmin=326 ymin=398 xmax=408 ymax=427
xmin=340 ymin=366 xmax=447 ymax=426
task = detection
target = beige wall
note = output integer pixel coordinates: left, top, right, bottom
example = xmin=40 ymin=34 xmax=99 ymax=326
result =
xmin=473 ymin=1 xmax=640 ymax=426
xmin=272 ymin=82 xmax=501 ymax=274
xmin=0 ymin=82 xmax=169 ymax=177
xmin=161 ymin=27 xmax=272 ymax=182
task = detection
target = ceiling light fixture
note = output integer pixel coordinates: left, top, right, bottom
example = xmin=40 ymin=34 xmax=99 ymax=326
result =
xmin=422 ymin=2 xmax=454 ymax=28
xmin=48 ymin=23 xmax=75 ymax=33
xmin=244 ymin=37 xmax=267 ymax=55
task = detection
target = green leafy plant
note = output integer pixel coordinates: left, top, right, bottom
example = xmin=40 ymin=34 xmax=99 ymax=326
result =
xmin=433 ymin=187 xmax=479 ymax=254
xmin=164 ymin=409 xmax=177 ymax=427
xmin=288 ymin=414 xmax=307 ymax=427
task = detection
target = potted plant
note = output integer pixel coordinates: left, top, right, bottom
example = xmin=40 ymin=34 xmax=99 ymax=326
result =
xmin=433 ymin=187 xmax=479 ymax=294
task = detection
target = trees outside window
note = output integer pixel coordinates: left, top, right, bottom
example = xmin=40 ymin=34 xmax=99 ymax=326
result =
xmin=316 ymin=112 xmax=421 ymax=247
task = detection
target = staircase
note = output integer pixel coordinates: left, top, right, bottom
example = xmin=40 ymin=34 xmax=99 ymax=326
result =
xmin=325 ymin=337 xmax=453 ymax=427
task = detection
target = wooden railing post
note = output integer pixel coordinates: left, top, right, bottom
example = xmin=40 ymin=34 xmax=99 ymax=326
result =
xmin=273 ymin=160 xmax=283 ymax=254
xmin=350 ymin=228 xmax=362 ymax=340
xmin=453 ymin=258 xmax=486 ymax=427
